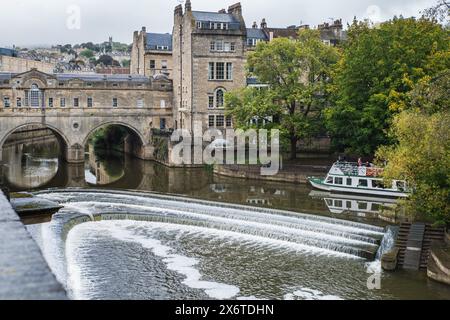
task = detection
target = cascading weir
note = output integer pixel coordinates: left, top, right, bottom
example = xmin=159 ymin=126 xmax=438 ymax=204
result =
xmin=33 ymin=189 xmax=386 ymax=261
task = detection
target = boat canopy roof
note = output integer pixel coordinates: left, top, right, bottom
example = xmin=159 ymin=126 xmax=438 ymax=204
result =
xmin=329 ymin=162 xmax=384 ymax=178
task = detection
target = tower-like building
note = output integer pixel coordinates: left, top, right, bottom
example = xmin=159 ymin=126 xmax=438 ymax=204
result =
xmin=130 ymin=1 xmax=346 ymax=134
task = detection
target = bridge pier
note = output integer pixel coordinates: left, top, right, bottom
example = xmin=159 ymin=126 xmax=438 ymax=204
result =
xmin=65 ymin=144 xmax=85 ymax=164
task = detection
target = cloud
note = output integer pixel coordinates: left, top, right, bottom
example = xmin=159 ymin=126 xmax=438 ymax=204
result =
xmin=0 ymin=0 xmax=437 ymax=47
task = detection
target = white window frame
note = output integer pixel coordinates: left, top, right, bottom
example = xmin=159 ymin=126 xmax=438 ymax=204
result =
xmin=3 ymin=96 xmax=10 ymax=108
xmin=226 ymin=63 xmax=233 ymax=80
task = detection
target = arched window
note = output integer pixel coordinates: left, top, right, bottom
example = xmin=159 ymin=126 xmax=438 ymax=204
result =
xmin=215 ymin=88 xmax=225 ymax=108
xmin=30 ymin=84 xmax=41 ymax=107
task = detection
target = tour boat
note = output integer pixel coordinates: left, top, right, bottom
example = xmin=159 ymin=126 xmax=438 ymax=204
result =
xmin=308 ymin=162 xmax=409 ymax=198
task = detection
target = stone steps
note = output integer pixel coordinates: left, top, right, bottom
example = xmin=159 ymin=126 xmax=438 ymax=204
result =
xmin=395 ymin=222 xmax=445 ymax=271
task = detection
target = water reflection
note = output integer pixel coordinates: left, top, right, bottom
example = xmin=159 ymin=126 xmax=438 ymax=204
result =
xmin=85 ymin=145 xmax=125 ymax=186
xmin=310 ymin=190 xmax=398 ymax=219
xmin=2 ymin=137 xmax=402 ymax=225
xmin=2 ymin=139 xmax=60 ymax=189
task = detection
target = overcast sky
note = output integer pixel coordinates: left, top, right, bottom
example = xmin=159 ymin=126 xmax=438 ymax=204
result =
xmin=0 ymin=0 xmax=437 ymax=47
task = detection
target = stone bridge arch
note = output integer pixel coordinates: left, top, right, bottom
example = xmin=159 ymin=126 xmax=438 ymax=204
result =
xmin=0 ymin=115 xmax=156 ymax=164
xmin=0 ymin=122 xmax=70 ymax=162
xmin=81 ymin=120 xmax=152 ymax=161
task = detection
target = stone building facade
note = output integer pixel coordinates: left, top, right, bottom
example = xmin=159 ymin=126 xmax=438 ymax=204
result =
xmin=130 ymin=1 xmax=346 ymax=134
xmin=0 ymin=55 xmax=56 ymax=74
xmin=172 ymin=1 xmax=247 ymax=133
xmin=130 ymin=27 xmax=173 ymax=79
xmin=0 ymin=69 xmax=173 ymax=155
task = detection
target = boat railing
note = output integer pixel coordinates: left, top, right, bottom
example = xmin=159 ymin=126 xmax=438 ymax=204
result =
xmin=333 ymin=162 xmax=384 ymax=177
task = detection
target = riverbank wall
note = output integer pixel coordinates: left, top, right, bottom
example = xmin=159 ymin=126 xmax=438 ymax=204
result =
xmin=0 ymin=191 xmax=66 ymax=299
xmin=214 ymin=164 xmax=329 ymax=184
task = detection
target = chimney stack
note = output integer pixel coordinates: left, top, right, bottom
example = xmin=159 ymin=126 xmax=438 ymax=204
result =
xmin=228 ymin=2 xmax=242 ymax=15
xmin=174 ymin=4 xmax=183 ymax=16
xmin=260 ymin=18 xmax=267 ymax=29
xmin=252 ymin=21 xmax=258 ymax=29
xmin=185 ymin=0 xmax=192 ymax=12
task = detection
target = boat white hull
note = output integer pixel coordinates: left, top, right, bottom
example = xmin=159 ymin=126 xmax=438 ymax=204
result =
xmin=308 ymin=179 xmax=409 ymax=198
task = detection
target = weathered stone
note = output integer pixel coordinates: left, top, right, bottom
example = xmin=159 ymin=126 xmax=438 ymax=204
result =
xmin=381 ymin=248 xmax=399 ymax=271
xmin=0 ymin=191 xmax=67 ymax=300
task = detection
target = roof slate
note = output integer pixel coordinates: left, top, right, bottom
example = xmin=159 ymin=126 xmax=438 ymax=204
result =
xmin=246 ymin=28 xmax=268 ymax=40
xmin=146 ymin=33 xmax=173 ymax=51
xmin=192 ymin=11 xmax=239 ymax=24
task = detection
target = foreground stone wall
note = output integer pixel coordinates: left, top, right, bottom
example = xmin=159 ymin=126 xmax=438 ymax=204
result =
xmin=0 ymin=191 xmax=66 ymax=299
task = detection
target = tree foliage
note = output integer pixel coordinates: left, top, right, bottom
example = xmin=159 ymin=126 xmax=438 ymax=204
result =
xmin=325 ymin=17 xmax=450 ymax=156
xmin=376 ymin=71 xmax=450 ymax=225
xmin=79 ymin=49 xmax=94 ymax=59
xmin=422 ymin=0 xmax=450 ymax=23
xmin=226 ymin=29 xmax=339 ymax=159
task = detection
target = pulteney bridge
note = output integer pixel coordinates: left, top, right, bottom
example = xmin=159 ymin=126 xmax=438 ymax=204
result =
xmin=0 ymin=69 xmax=174 ymax=163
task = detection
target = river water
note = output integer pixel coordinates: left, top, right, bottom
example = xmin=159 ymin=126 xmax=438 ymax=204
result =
xmin=3 ymin=138 xmax=450 ymax=300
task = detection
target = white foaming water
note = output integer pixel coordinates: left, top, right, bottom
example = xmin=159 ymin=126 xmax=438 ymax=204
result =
xmin=36 ymin=191 xmax=385 ymax=259
xmin=67 ymin=220 xmax=240 ymax=300
xmin=365 ymin=226 xmax=396 ymax=273
xmin=284 ymin=287 xmax=343 ymax=300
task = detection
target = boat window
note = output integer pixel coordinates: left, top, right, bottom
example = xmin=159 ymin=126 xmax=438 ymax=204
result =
xmin=346 ymin=201 xmax=352 ymax=209
xmin=346 ymin=178 xmax=352 ymax=186
xmin=325 ymin=199 xmax=333 ymax=206
xmin=372 ymin=204 xmax=380 ymax=211
xmin=372 ymin=180 xmax=384 ymax=188
xmin=396 ymin=181 xmax=406 ymax=192
xmin=358 ymin=202 xmax=368 ymax=210
xmin=358 ymin=179 xmax=368 ymax=187
xmin=326 ymin=177 xmax=333 ymax=184
xmin=334 ymin=177 xmax=343 ymax=185
xmin=334 ymin=200 xmax=343 ymax=208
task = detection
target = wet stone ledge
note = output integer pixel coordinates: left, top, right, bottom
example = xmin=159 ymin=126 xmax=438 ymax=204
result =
xmin=0 ymin=191 xmax=67 ymax=300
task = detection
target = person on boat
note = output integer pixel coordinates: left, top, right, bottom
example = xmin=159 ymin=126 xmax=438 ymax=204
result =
xmin=358 ymin=158 xmax=362 ymax=167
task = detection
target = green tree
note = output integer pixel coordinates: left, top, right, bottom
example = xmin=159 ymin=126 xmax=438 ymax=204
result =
xmin=376 ymin=71 xmax=450 ymax=225
xmin=121 ymin=59 xmax=131 ymax=68
xmin=226 ymin=29 xmax=339 ymax=159
xmin=325 ymin=17 xmax=449 ymax=156
xmin=80 ymin=49 xmax=94 ymax=59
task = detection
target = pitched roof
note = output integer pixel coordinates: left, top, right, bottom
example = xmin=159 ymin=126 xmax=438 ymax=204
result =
xmin=56 ymin=73 xmax=150 ymax=83
xmin=192 ymin=11 xmax=239 ymax=23
xmin=0 ymin=72 xmax=150 ymax=83
xmin=0 ymin=47 xmax=17 ymax=57
xmin=246 ymin=28 xmax=268 ymax=40
xmin=265 ymin=27 xmax=300 ymax=39
xmin=146 ymin=33 xmax=173 ymax=51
